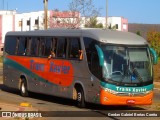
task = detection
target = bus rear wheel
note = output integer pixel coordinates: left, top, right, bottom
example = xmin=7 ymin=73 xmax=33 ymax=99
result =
xmin=20 ymin=78 xmax=29 ymax=97
xmin=77 ymin=87 xmax=85 ymax=108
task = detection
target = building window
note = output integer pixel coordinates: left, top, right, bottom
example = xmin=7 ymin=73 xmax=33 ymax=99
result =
xmin=27 ymin=20 xmax=30 ymax=26
xmin=116 ymin=24 xmax=118 ymax=29
xmin=57 ymin=21 xmax=61 ymax=24
xmin=123 ymin=24 xmax=127 ymax=30
xmin=19 ymin=21 xmax=22 ymax=27
xmin=35 ymin=19 xmax=38 ymax=25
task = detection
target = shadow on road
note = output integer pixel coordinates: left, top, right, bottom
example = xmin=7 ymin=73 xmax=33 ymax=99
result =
xmin=0 ymin=83 xmax=146 ymax=111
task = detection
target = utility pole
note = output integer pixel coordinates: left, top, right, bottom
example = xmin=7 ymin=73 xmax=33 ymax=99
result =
xmin=44 ymin=0 xmax=48 ymax=30
xmin=106 ymin=0 xmax=108 ymax=29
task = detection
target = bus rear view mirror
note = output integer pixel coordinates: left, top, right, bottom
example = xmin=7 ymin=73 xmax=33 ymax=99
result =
xmin=149 ymin=48 xmax=158 ymax=65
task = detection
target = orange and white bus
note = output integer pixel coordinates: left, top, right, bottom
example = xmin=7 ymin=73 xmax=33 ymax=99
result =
xmin=3 ymin=28 xmax=157 ymax=107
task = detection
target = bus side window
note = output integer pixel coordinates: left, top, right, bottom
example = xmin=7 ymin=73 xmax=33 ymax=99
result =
xmin=48 ymin=38 xmax=57 ymax=59
xmin=39 ymin=37 xmax=46 ymax=57
xmin=56 ymin=37 xmax=67 ymax=59
xmin=68 ymin=38 xmax=81 ymax=60
xmin=30 ymin=37 xmax=40 ymax=56
xmin=15 ymin=37 xmax=20 ymax=55
xmin=26 ymin=37 xmax=31 ymax=56
xmin=4 ymin=36 xmax=17 ymax=55
xmin=84 ymin=37 xmax=102 ymax=79
xmin=17 ymin=37 xmax=28 ymax=56
xmin=52 ymin=38 xmax=57 ymax=57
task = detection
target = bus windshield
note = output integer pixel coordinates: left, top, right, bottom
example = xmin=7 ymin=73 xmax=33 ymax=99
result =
xmin=101 ymin=45 xmax=152 ymax=86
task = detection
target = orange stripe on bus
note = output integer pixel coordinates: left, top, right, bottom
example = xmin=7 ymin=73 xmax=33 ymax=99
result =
xmin=7 ymin=56 xmax=74 ymax=86
xmin=100 ymin=89 xmax=153 ymax=105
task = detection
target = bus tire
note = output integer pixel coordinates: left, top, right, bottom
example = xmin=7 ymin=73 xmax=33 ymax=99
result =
xmin=77 ymin=87 xmax=85 ymax=108
xmin=20 ymin=78 xmax=29 ymax=97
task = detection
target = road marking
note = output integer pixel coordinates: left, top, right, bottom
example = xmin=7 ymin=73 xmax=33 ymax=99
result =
xmin=20 ymin=102 xmax=32 ymax=107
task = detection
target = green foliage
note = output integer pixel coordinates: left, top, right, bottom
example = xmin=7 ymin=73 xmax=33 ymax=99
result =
xmin=147 ymin=30 xmax=160 ymax=58
xmin=85 ymin=17 xmax=103 ymax=28
xmin=136 ymin=31 xmax=141 ymax=36
xmin=0 ymin=56 xmax=3 ymax=63
xmin=108 ymin=24 xmax=117 ymax=30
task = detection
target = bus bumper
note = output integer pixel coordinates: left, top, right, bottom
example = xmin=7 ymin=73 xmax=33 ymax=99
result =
xmin=100 ymin=89 xmax=153 ymax=105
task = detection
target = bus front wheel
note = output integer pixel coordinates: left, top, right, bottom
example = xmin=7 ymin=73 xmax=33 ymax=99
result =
xmin=20 ymin=78 xmax=29 ymax=97
xmin=77 ymin=87 xmax=85 ymax=108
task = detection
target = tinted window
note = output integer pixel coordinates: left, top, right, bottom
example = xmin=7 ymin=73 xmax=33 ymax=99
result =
xmin=83 ymin=37 xmax=102 ymax=79
xmin=68 ymin=38 xmax=81 ymax=59
xmin=39 ymin=37 xmax=53 ymax=57
xmin=45 ymin=38 xmax=53 ymax=56
xmin=52 ymin=38 xmax=57 ymax=56
xmin=17 ymin=37 xmax=27 ymax=56
xmin=30 ymin=37 xmax=39 ymax=56
xmin=57 ymin=38 xmax=67 ymax=58
xmin=5 ymin=36 xmax=17 ymax=55
xmin=39 ymin=38 xmax=45 ymax=56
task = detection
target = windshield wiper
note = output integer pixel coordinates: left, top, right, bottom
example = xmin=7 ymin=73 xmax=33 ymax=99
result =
xmin=131 ymin=67 xmax=143 ymax=83
xmin=130 ymin=62 xmax=143 ymax=83
xmin=119 ymin=63 xmax=143 ymax=84
xmin=119 ymin=64 xmax=131 ymax=83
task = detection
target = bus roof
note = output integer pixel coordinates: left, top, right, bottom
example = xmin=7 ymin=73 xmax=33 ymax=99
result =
xmin=6 ymin=28 xmax=148 ymax=45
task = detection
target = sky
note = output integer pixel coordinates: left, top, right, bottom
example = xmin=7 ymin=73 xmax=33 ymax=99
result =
xmin=1 ymin=0 xmax=160 ymax=24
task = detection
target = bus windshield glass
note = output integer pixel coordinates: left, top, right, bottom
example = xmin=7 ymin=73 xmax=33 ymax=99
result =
xmin=101 ymin=45 xmax=152 ymax=86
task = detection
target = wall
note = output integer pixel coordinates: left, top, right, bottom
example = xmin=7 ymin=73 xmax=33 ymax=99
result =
xmin=0 ymin=14 xmax=14 ymax=55
xmin=15 ymin=11 xmax=44 ymax=31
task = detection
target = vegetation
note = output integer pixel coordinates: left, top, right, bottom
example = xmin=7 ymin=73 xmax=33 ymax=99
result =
xmin=108 ymin=24 xmax=118 ymax=30
xmin=84 ymin=17 xmax=103 ymax=28
xmin=136 ymin=31 xmax=142 ymax=36
xmin=0 ymin=56 xmax=3 ymax=63
xmin=147 ymin=30 xmax=160 ymax=58
xmin=49 ymin=0 xmax=101 ymax=28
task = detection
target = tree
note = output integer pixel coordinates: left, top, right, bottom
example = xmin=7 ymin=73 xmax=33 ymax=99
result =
xmin=69 ymin=0 xmax=100 ymax=17
xmin=69 ymin=0 xmax=101 ymax=28
xmin=84 ymin=17 xmax=103 ymax=28
xmin=48 ymin=0 xmax=101 ymax=28
xmin=136 ymin=31 xmax=142 ymax=36
xmin=108 ymin=24 xmax=117 ymax=30
xmin=147 ymin=30 xmax=160 ymax=57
